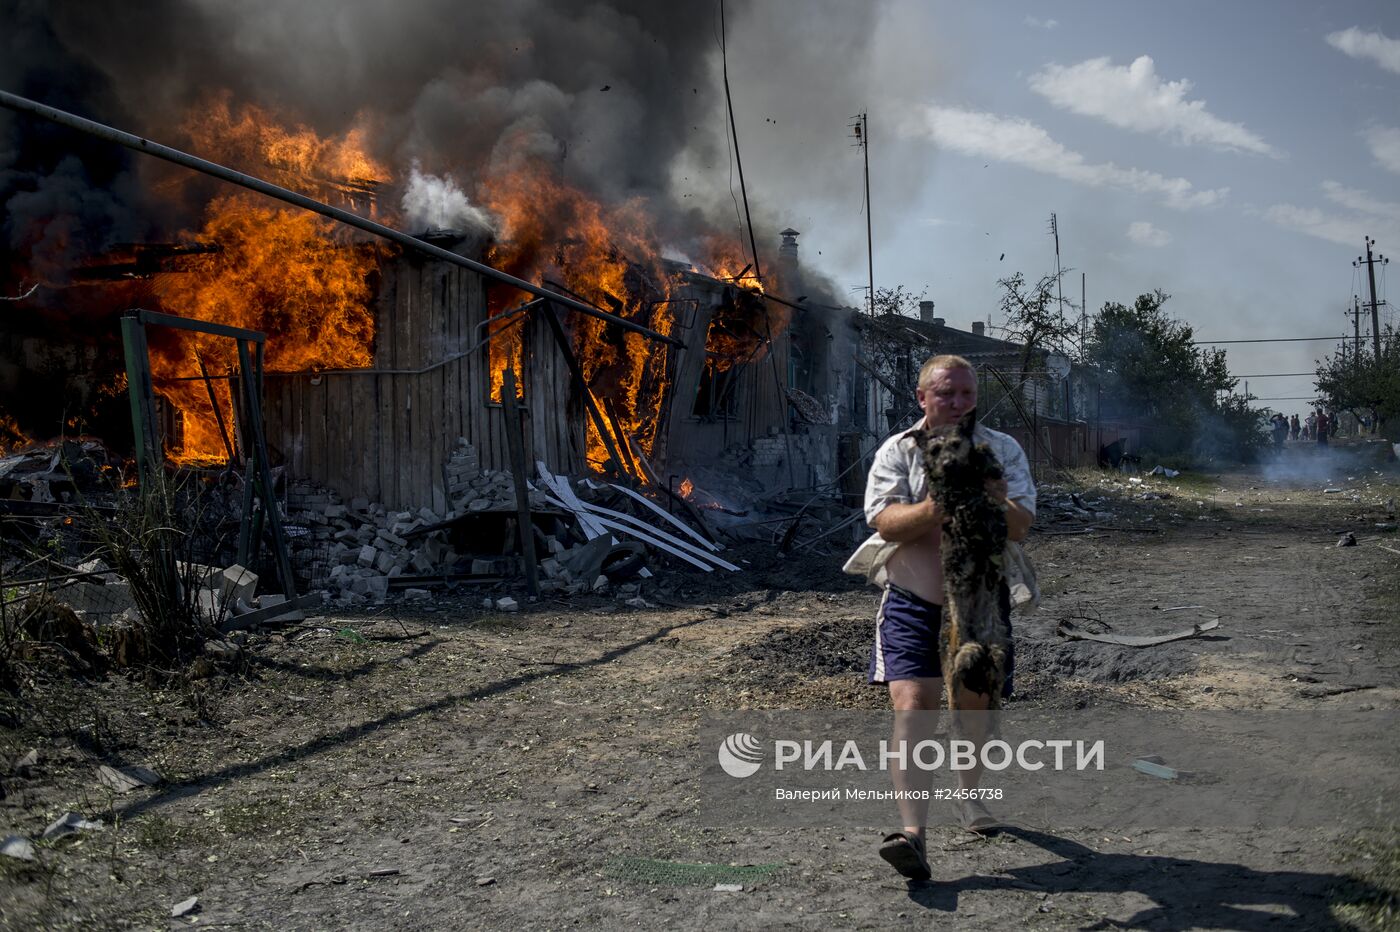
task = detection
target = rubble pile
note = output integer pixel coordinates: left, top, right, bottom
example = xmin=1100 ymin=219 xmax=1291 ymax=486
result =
xmin=0 ymin=439 xmax=114 ymax=505
xmin=282 ymin=439 xmax=736 ymax=608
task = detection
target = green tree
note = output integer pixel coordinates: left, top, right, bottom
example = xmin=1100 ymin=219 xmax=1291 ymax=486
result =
xmin=1084 ymin=290 xmax=1266 ymax=460
xmin=1315 ymin=327 xmax=1400 ymax=438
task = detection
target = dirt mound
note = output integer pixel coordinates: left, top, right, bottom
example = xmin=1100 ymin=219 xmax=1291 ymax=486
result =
xmin=729 ymin=618 xmax=871 ymax=679
xmin=1015 ymin=635 xmax=1194 ymax=683
xmin=729 ymin=615 xmax=1195 ymax=688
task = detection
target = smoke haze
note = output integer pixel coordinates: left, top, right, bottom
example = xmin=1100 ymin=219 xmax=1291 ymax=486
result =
xmin=2 ymin=0 xmax=923 ymax=301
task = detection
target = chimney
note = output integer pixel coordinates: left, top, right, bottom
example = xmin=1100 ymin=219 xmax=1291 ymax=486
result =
xmin=778 ymin=228 xmax=800 ymax=265
xmin=971 ymin=321 xmax=985 ymax=336
xmin=919 ymin=300 xmax=935 ymax=323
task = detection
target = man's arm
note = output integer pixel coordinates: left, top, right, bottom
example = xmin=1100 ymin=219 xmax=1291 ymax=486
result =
xmin=981 ymin=477 xmax=1033 ymax=542
xmin=871 ymin=498 xmax=942 ymax=543
xmin=1003 ymin=496 xmax=1033 ymax=542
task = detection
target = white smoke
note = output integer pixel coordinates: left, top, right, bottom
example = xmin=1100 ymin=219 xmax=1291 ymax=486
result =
xmin=400 ymin=162 xmax=497 ymax=235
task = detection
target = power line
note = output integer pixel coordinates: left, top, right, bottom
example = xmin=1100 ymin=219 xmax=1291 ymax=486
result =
xmin=1230 ymin=372 xmax=1315 ymax=378
xmin=1193 ymin=336 xmax=1348 ymax=345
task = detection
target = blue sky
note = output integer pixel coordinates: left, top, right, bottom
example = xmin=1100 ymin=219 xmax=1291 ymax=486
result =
xmin=722 ymin=1 xmax=1400 ymax=413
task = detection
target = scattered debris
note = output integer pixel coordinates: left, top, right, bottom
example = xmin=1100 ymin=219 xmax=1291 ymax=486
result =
xmin=367 ymin=868 xmax=400 ymax=878
xmin=12 ymin=749 xmax=38 ymax=775
xmin=476 ymin=877 xmax=497 ymax=887
xmin=171 ymin=896 xmax=200 ymax=918
xmin=713 ymin=883 xmax=744 ymax=892
xmin=1 ymin=836 xmax=36 ymax=862
xmin=1057 ymin=618 xmax=1219 ymax=647
xmin=1147 ymin=466 xmax=1180 ymax=478
xmin=1337 ymin=532 xmax=1357 ymax=548
xmin=1132 ymin=756 xmax=1194 ymax=780
xmin=42 ymin=812 xmax=105 ymax=840
xmin=1299 ymin=683 xmax=1376 ymax=699
xmin=97 ymin=764 xmax=162 ymax=794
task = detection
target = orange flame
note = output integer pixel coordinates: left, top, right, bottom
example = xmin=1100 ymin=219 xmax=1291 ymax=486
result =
xmin=480 ymin=163 xmax=677 ymax=474
xmin=0 ymin=412 xmax=30 ymax=454
xmin=183 ymin=93 xmax=390 ymax=210
xmin=152 ymin=195 xmax=380 ymax=463
xmin=135 ymin=96 xmax=391 ymax=464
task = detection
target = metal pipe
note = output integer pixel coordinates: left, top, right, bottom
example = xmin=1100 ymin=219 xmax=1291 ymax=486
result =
xmin=0 ymin=89 xmax=684 ymax=348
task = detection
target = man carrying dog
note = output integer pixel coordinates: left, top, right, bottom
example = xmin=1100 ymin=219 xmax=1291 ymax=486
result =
xmin=844 ymin=354 xmax=1036 ymax=881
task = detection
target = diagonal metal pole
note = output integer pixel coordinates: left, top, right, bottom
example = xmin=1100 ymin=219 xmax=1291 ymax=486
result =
xmin=0 ymin=89 xmax=683 ymax=349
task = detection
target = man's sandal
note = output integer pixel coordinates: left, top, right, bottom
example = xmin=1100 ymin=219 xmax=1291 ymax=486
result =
xmin=878 ymin=832 xmax=932 ymax=881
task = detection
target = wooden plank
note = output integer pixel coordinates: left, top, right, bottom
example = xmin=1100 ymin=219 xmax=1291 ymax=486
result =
xmin=559 ymin=496 xmax=740 ymax=571
xmin=536 ymin=463 xmax=606 ymax=539
xmin=606 ymin=483 xmax=721 ymax=553
xmin=355 ymin=369 xmax=374 ymax=506
xmin=539 ymin=496 xmax=713 ymax=572
xmin=500 ymin=367 xmax=539 ymax=596
xmin=376 ymin=373 xmax=393 ymax=505
xmin=332 ymin=376 xmax=346 ymax=497
xmin=305 ymin=376 xmax=321 ymax=490
xmin=389 ymin=373 xmax=405 ymax=510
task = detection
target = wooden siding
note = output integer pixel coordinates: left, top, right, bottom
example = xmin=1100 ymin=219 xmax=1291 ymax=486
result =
xmin=263 ymin=254 xmax=584 ymax=509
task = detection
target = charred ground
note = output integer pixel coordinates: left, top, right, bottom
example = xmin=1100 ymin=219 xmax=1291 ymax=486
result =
xmin=2 ymin=466 xmax=1399 ymax=930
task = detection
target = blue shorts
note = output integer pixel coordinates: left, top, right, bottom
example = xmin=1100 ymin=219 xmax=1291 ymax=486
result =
xmin=869 ymin=584 xmax=1014 ymax=697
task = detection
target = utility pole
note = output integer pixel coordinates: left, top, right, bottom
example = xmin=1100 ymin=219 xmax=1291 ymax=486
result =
xmin=1050 ymin=213 xmax=1064 ymax=322
xmin=1081 ymin=271 xmax=1087 ymax=351
xmin=852 ymin=112 xmax=874 ymax=315
xmin=1354 ymin=236 xmax=1389 ymax=358
xmin=1350 ymin=295 xmax=1361 ymax=372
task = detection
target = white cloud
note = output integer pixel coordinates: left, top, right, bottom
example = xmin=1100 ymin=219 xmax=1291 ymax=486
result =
xmin=1264 ymin=182 xmax=1400 ymax=247
xmin=1127 ymin=221 xmax=1171 ymax=246
xmin=910 ymin=105 xmax=1228 ymax=209
xmin=1028 ymin=56 xmax=1279 ymax=156
xmin=1024 ymin=16 xmax=1058 ymax=29
xmin=1321 ymin=180 xmax=1400 ymax=218
xmin=1363 ymin=125 xmax=1400 ymax=174
xmin=1325 ymin=26 xmax=1400 ymax=75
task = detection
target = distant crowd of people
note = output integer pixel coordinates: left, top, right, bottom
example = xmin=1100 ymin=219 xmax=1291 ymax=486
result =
xmin=1269 ymin=409 xmax=1344 ymax=447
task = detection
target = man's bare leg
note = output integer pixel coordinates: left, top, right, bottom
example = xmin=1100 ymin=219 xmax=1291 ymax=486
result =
xmin=888 ymin=677 xmax=942 ymax=842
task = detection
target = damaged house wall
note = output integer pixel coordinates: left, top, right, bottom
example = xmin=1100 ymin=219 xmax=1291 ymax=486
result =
xmin=261 ymin=248 xmax=588 ymax=513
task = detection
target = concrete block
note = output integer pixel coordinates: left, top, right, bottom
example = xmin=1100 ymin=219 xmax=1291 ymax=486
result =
xmin=403 ymin=588 xmax=431 ymax=601
xmin=495 ymin=596 xmax=519 ymax=612
xmin=377 ymin=529 xmax=408 ymax=549
xmin=195 ymin=588 xmax=225 ymax=623
xmin=256 ymin=593 xmax=304 ymax=623
xmin=374 ymin=550 xmax=395 ymax=574
xmin=357 ymin=545 xmax=377 ymax=568
xmin=56 ymin=580 xmax=134 ymax=616
xmin=219 ymin=564 xmax=258 ymax=604
xmin=365 ymin=576 xmax=389 ymax=601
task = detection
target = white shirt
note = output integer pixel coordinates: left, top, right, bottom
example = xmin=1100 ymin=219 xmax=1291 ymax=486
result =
xmin=842 ymin=419 xmax=1039 ymax=609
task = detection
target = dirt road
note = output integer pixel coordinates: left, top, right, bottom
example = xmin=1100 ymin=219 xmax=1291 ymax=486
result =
xmin=3 ymin=466 xmax=1398 ymax=929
